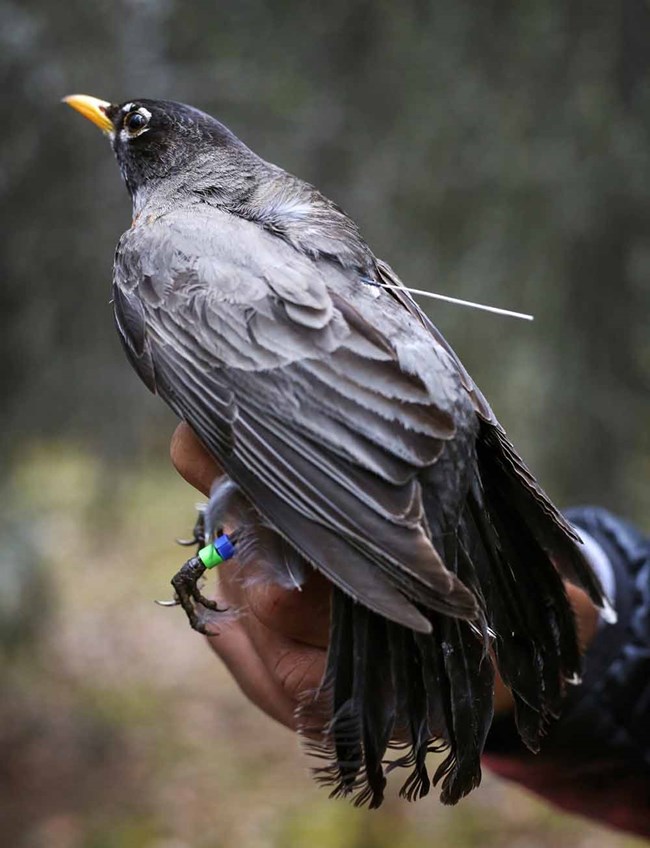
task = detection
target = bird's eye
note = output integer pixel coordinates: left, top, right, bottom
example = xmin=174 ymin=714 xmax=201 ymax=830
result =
xmin=123 ymin=110 xmax=149 ymax=134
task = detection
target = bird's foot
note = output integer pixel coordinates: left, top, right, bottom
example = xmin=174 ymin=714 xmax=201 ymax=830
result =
xmin=166 ymin=554 xmax=228 ymax=635
xmin=156 ymin=507 xmax=208 ymax=610
xmin=158 ymin=521 xmax=237 ymax=632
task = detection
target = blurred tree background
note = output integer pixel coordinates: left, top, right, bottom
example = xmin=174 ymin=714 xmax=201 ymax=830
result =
xmin=1 ymin=1 xmax=648 ymax=846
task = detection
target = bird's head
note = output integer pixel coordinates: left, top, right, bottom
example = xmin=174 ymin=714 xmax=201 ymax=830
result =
xmin=63 ymin=94 xmax=250 ymax=202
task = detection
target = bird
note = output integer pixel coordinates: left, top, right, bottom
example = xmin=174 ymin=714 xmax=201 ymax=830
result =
xmin=64 ymin=94 xmax=606 ymax=808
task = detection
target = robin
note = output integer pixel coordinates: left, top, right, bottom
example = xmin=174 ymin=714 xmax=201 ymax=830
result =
xmin=64 ymin=94 xmax=606 ymax=808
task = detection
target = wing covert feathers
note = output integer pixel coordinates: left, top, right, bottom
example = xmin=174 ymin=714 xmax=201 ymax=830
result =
xmin=114 ymin=210 xmax=606 ymax=807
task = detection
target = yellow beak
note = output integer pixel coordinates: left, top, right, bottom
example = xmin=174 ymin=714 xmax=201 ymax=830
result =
xmin=63 ymin=94 xmax=114 ymax=134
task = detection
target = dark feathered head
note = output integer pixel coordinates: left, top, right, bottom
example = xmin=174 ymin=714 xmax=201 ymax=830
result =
xmin=63 ymin=94 xmax=249 ymax=198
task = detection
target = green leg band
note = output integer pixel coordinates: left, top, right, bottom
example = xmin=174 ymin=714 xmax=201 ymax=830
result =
xmin=198 ymin=544 xmax=225 ymax=570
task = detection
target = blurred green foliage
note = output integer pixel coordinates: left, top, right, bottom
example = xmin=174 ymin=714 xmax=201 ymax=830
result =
xmin=1 ymin=1 xmax=649 ymax=845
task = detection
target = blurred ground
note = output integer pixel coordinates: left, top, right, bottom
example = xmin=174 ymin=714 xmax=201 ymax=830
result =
xmin=1 ymin=1 xmax=650 ymax=845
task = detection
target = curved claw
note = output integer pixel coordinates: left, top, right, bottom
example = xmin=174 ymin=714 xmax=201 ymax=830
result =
xmin=155 ymin=598 xmax=180 ymax=607
xmin=176 ymin=537 xmax=199 ymax=547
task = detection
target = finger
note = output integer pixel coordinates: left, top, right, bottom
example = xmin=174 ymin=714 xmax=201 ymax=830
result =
xmin=215 ymin=567 xmax=328 ymax=692
xmin=213 ymin=550 xmax=331 ymax=649
xmin=170 ymin=421 xmax=221 ymax=496
xmin=242 ymin=570 xmax=331 ymax=649
xmin=210 ymin=567 xmax=326 ymax=696
xmin=206 ymin=572 xmax=327 ymax=722
xmin=210 ymin=563 xmax=328 ymax=698
xmin=491 ymin=582 xmax=599 ymax=716
xmin=207 ymin=616 xmax=299 ymax=730
xmin=241 ymin=610 xmax=327 ymax=701
xmin=566 ymin=583 xmax=599 ymax=653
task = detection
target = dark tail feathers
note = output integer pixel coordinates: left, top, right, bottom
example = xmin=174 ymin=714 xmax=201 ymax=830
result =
xmin=301 ymin=420 xmax=604 ymax=807
xmin=303 ymin=588 xmax=493 ymax=808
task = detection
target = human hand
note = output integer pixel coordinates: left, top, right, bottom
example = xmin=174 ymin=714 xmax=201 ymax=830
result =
xmin=170 ymin=422 xmax=330 ymax=731
xmin=170 ymin=423 xmax=599 ymax=727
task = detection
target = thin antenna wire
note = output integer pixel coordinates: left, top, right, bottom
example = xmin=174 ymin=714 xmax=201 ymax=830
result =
xmin=371 ymin=282 xmax=534 ymax=321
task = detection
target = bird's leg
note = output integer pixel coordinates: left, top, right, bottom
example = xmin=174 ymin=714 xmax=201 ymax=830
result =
xmin=170 ymin=555 xmax=221 ymax=634
xmin=158 ymin=496 xmax=239 ymax=630
xmin=165 ymin=533 xmax=238 ymax=634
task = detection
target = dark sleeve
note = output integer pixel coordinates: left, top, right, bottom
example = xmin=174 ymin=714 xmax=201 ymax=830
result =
xmin=483 ymin=507 xmax=650 ymax=838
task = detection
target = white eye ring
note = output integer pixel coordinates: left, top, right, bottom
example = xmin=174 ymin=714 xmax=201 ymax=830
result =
xmin=122 ymin=107 xmax=152 ymax=137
